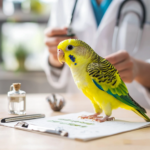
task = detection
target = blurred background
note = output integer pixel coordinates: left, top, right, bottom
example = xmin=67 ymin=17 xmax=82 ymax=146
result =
xmin=0 ymin=0 xmax=63 ymax=94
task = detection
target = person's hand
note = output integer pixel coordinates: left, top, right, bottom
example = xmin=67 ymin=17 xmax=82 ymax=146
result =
xmin=105 ymin=51 xmax=139 ymax=83
xmin=44 ymin=27 xmax=76 ymax=68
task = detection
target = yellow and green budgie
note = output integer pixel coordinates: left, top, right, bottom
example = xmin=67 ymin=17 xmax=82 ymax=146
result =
xmin=57 ymin=39 xmax=150 ymax=122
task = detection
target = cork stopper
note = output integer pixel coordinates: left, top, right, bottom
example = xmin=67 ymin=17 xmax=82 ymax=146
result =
xmin=13 ymin=83 xmax=21 ymax=91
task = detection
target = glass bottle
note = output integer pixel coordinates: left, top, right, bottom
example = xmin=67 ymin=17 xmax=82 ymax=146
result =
xmin=7 ymin=83 xmax=26 ymax=115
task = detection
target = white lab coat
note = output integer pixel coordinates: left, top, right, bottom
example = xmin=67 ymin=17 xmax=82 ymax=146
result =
xmin=43 ymin=0 xmax=150 ymax=108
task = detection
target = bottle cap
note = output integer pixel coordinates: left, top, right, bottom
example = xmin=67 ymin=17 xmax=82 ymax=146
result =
xmin=13 ymin=83 xmax=21 ymax=91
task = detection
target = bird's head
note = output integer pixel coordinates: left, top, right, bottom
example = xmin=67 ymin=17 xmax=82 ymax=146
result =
xmin=57 ymin=39 xmax=94 ymax=68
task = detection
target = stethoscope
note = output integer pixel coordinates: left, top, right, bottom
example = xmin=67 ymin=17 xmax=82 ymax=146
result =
xmin=112 ymin=0 xmax=146 ymax=55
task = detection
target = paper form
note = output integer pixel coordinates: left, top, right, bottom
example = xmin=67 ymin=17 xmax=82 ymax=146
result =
xmin=1 ymin=112 xmax=150 ymax=141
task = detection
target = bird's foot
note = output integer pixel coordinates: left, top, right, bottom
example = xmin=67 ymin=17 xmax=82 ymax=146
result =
xmin=94 ymin=116 xmax=115 ymax=122
xmin=79 ymin=113 xmax=101 ymax=119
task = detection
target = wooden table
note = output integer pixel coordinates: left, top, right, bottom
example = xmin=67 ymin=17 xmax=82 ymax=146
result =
xmin=0 ymin=93 xmax=150 ymax=150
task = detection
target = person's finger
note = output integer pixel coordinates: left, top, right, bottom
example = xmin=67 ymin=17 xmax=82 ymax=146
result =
xmin=114 ymin=59 xmax=133 ymax=72
xmin=106 ymin=51 xmax=129 ymax=65
xmin=53 ymin=54 xmax=58 ymax=60
xmin=48 ymin=46 xmax=57 ymax=54
xmin=119 ymin=68 xmax=133 ymax=81
xmin=50 ymin=52 xmax=58 ymax=60
xmin=49 ymin=51 xmax=57 ymax=58
xmin=45 ymin=37 xmax=70 ymax=47
xmin=121 ymin=77 xmax=128 ymax=82
xmin=121 ymin=76 xmax=133 ymax=83
xmin=44 ymin=27 xmax=67 ymax=37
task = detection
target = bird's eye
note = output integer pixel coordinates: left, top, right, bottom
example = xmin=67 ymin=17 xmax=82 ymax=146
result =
xmin=66 ymin=45 xmax=74 ymax=51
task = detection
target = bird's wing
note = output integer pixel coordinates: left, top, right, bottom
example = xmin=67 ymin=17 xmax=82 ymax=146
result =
xmin=87 ymin=61 xmax=146 ymax=113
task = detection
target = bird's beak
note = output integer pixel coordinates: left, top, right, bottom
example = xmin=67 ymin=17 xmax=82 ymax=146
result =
xmin=57 ymin=49 xmax=65 ymax=64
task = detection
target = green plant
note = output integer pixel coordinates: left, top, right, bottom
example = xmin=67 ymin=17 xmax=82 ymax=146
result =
xmin=15 ymin=45 xmax=28 ymax=60
xmin=15 ymin=45 xmax=28 ymax=71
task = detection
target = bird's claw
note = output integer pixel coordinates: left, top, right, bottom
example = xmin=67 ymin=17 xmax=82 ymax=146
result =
xmin=79 ymin=115 xmax=115 ymax=123
xmin=79 ymin=113 xmax=101 ymax=119
xmin=94 ymin=117 xmax=115 ymax=122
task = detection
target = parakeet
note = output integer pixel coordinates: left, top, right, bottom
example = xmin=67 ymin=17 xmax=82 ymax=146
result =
xmin=57 ymin=39 xmax=150 ymax=122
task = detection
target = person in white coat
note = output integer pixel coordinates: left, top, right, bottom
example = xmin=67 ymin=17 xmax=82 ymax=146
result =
xmin=43 ymin=0 xmax=150 ymax=108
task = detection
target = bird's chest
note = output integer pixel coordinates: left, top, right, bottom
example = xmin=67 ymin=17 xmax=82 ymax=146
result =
xmin=71 ymin=70 xmax=97 ymax=95
xmin=72 ymin=73 xmax=88 ymax=90
xmin=71 ymin=67 xmax=89 ymax=90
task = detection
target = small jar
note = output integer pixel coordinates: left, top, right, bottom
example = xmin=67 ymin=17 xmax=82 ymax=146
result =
xmin=7 ymin=83 xmax=26 ymax=115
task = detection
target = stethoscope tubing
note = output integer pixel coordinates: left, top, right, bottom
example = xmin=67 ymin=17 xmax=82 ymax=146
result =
xmin=116 ymin=0 xmax=146 ymax=29
xmin=112 ymin=0 xmax=146 ymax=55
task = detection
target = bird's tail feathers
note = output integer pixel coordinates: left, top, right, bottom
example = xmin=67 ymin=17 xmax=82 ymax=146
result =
xmin=132 ymin=109 xmax=150 ymax=122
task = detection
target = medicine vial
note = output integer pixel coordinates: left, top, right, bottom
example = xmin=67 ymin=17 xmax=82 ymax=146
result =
xmin=7 ymin=83 xmax=26 ymax=115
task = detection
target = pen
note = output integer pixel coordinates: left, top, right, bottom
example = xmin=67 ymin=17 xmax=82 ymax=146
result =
xmin=1 ymin=114 xmax=45 ymax=123
xmin=56 ymin=0 xmax=78 ymax=37
xmin=67 ymin=0 xmax=78 ymax=36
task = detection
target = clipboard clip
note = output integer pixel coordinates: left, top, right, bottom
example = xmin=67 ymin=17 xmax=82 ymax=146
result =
xmin=14 ymin=121 xmax=68 ymax=137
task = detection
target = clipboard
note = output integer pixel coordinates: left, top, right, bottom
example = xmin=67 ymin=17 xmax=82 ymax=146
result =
xmin=0 ymin=114 xmax=68 ymax=137
xmin=1 ymin=112 xmax=150 ymax=141
xmin=14 ymin=121 xmax=68 ymax=137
